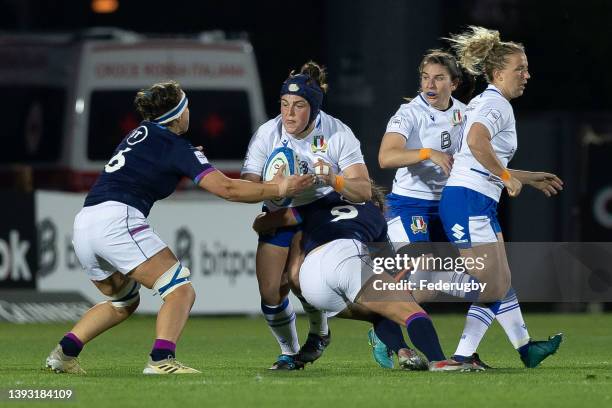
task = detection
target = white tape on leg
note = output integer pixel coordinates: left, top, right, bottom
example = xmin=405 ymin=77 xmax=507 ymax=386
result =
xmin=152 ymin=262 xmax=191 ymax=300
xmin=110 ymin=279 xmax=141 ymax=308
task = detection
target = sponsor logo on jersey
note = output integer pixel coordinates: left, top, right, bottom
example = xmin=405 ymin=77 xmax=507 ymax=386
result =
xmin=311 ymin=134 xmax=328 ymax=153
xmin=451 ymin=109 xmax=463 ymax=125
xmin=410 ymin=216 xmax=428 ymax=234
xmin=451 ymin=223 xmax=465 ymax=240
xmin=194 ymin=150 xmax=209 ymax=164
xmin=126 ymin=126 xmax=148 ymax=145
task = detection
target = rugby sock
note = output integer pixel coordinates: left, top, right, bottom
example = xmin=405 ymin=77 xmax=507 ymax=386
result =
xmin=261 ymin=298 xmax=300 ymax=355
xmin=374 ymin=318 xmax=408 ymax=353
xmin=59 ymin=332 xmax=83 ymax=357
xmin=297 ymin=295 xmax=329 ymax=337
xmin=494 ymin=288 xmax=530 ymax=351
xmin=405 ymin=312 xmax=445 ymax=362
xmin=453 ymin=304 xmax=496 ymax=360
xmin=150 ymin=339 xmax=176 ymax=361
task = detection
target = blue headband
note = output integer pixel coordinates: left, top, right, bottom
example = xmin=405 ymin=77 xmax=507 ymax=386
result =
xmin=280 ymin=74 xmax=324 ymax=126
xmin=153 ymin=92 xmax=188 ymax=124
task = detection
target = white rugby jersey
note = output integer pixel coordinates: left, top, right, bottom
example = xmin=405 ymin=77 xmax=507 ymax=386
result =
xmin=241 ymin=110 xmax=365 ymax=208
xmin=446 ymin=85 xmax=517 ymax=202
xmin=385 ymin=94 xmax=466 ymax=200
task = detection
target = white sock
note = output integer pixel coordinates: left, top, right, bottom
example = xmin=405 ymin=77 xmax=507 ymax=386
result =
xmin=261 ymin=298 xmax=300 ymax=355
xmin=297 ymin=295 xmax=329 ymax=336
xmin=495 ymin=288 xmax=530 ymax=349
xmin=454 ymin=304 xmax=495 ymax=358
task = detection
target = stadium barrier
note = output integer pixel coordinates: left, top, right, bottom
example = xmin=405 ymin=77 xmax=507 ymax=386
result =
xmin=33 ymin=190 xmax=305 ymax=315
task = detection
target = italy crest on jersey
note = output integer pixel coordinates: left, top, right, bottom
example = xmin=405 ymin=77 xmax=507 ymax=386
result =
xmin=410 ymin=216 xmax=428 ymax=234
xmin=451 ymin=109 xmax=463 ymax=126
xmin=311 ymin=134 xmax=328 ymax=153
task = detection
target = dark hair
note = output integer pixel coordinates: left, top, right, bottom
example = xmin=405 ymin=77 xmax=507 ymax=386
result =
xmin=134 ymin=81 xmax=183 ymax=122
xmin=419 ymin=49 xmax=463 ymax=83
xmin=289 ymin=60 xmax=329 ymax=94
xmin=405 ymin=49 xmax=473 ymax=102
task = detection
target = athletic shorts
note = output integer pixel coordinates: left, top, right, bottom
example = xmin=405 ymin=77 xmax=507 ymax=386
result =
xmin=439 ymin=186 xmax=502 ymax=248
xmin=299 ymin=239 xmax=369 ymax=317
xmin=257 ymin=205 xmax=301 ymax=247
xmin=385 ymin=193 xmax=447 ymax=243
xmin=73 ymin=201 xmax=167 ymax=281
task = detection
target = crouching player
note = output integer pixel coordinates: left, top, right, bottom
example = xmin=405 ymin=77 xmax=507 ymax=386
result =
xmin=253 ymin=185 xmax=481 ymax=371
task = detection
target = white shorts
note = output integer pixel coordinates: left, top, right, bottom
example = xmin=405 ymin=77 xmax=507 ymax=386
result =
xmin=299 ymin=239 xmax=369 ymax=317
xmin=73 ymin=201 xmax=167 ymax=281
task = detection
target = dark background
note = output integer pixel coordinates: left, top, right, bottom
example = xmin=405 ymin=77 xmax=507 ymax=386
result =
xmin=1 ymin=0 xmax=611 ymax=243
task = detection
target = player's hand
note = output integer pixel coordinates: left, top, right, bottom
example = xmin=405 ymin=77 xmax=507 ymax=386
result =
xmin=272 ymin=164 xmax=314 ymax=197
xmin=503 ymin=176 xmax=522 ymax=197
xmin=527 ymin=172 xmax=564 ymax=197
xmin=313 ymin=158 xmax=335 ymax=185
xmin=429 ymin=150 xmax=453 ymax=176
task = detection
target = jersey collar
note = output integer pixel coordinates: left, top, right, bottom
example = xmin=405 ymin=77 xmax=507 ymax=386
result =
xmin=484 ymin=85 xmax=504 ymax=97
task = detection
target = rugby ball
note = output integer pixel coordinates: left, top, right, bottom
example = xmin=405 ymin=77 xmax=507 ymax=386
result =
xmin=262 ymin=146 xmax=300 ymax=207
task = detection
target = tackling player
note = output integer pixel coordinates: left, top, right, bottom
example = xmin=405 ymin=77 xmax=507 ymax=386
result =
xmin=45 ymin=81 xmax=312 ymax=375
xmin=252 ymin=185 xmax=479 ymax=371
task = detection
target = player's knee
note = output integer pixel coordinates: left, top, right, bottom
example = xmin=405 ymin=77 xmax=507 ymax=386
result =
xmin=108 ymin=278 xmax=141 ymax=310
xmin=152 ymin=262 xmax=192 ymax=301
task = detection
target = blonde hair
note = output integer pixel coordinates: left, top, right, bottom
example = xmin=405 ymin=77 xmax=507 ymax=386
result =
xmin=446 ymin=26 xmax=524 ymax=83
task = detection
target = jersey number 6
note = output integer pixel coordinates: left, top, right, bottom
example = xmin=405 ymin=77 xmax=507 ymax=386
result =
xmin=330 ymin=205 xmax=358 ymax=222
xmin=105 ymin=147 xmax=132 ymax=173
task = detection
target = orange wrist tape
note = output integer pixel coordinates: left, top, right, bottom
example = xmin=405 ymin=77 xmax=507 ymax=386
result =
xmin=419 ymin=148 xmax=432 ymax=161
xmin=334 ymin=175 xmax=345 ymax=192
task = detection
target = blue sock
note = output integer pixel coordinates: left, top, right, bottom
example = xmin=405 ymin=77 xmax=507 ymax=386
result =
xmin=59 ymin=332 xmax=83 ymax=357
xmin=405 ymin=313 xmax=445 ymax=362
xmin=374 ymin=318 xmax=408 ymax=353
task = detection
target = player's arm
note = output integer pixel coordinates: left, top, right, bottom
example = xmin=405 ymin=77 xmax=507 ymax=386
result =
xmin=378 ymin=132 xmax=453 ymax=176
xmin=508 ymin=169 xmax=563 ymax=197
xmin=314 ymin=160 xmax=372 ymax=202
xmin=198 ymin=168 xmax=313 ymax=203
xmin=466 ymin=122 xmax=522 ymax=197
xmin=252 ymin=208 xmax=300 ymax=234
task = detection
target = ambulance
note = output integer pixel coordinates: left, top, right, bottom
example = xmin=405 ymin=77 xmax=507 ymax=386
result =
xmin=0 ymin=28 xmax=266 ymax=191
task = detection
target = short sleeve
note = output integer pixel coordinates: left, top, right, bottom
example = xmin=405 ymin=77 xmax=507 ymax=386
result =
xmin=169 ymin=140 xmax=215 ymax=183
xmin=385 ymin=109 xmax=414 ymax=140
xmin=472 ymin=100 xmax=512 ymax=139
xmin=241 ymin=128 xmax=269 ymax=177
xmin=335 ymin=126 xmax=365 ymax=171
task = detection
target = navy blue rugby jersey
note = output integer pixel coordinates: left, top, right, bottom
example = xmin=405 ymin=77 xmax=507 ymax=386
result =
xmin=84 ymin=121 xmax=215 ymax=216
xmin=294 ymin=192 xmax=388 ymax=254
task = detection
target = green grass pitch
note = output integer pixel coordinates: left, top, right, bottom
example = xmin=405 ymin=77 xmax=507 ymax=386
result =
xmin=1 ymin=314 xmax=611 ymax=408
